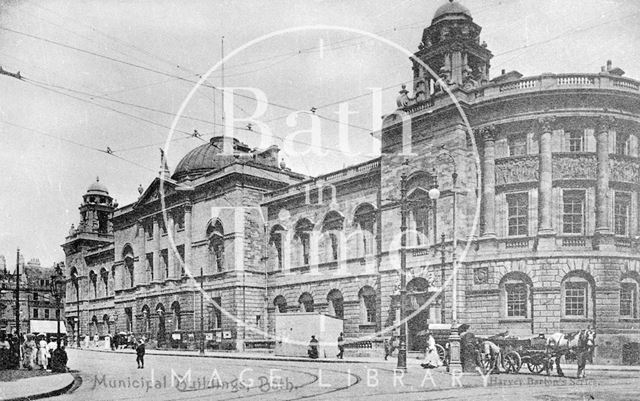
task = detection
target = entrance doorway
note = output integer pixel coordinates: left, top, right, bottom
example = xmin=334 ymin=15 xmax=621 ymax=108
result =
xmin=406 ymin=277 xmax=442 ymax=352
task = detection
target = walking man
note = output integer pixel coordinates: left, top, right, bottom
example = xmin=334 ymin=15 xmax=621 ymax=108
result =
xmin=136 ymin=339 xmax=145 ymax=369
xmin=336 ymin=332 xmax=344 ymax=359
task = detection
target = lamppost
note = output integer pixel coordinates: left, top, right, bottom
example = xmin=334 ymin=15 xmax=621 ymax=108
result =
xmin=396 ymin=160 xmax=440 ymax=371
xmin=71 ymin=271 xmax=81 ymax=348
xmin=435 ymin=150 xmax=461 ymax=372
xmin=50 ymin=263 xmax=66 ymax=349
xmin=199 ymin=266 xmax=205 ymax=355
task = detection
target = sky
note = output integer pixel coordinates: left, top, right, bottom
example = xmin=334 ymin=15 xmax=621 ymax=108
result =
xmin=0 ymin=0 xmax=639 ymax=266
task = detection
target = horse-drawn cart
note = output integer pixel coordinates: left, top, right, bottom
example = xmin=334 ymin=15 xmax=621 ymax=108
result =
xmin=490 ymin=335 xmax=549 ymax=374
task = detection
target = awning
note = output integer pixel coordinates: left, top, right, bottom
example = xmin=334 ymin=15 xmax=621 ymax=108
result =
xmin=30 ymin=320 xmax=67 ymax=334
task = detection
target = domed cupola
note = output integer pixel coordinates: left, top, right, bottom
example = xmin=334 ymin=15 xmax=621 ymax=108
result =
xmin=172 ymin=136 xmax=281 ymax=181
xmin=78 ymin=177 xmax=115 ymax=235
xmin=409 ymin=0 xmax=493 ymax=102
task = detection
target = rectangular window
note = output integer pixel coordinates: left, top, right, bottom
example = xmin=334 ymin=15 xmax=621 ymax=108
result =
xmin=177 ymin=245 xmax=185 ymax=276
xmin=159 ymin=218 xmax=167 ymax=235
xmin=175 ymin=209 xmax=185 ymax=231
xmin=508 ymin=136 xmax=527 ymax=157
xmin=209 ymin=297 xmax=222 ymax=330
xmin=507 ymin=193 xmax=528 ymax=236
xmin=615 ymin=192 xmax=631 ymax=236
xmin=33 ymin=293 xmax=38 ymax=301
xmin=567 ymin=131 xmax=584 ymax=152
xmin=301 ymin=233 xmax=310 ymax=265
xmin=146 ymin=222 xmax=153 ymax=240
xmin=565 ymin=282 xmax=587 ymax=316
xmin=33 ymin=308 xmax=38 ymax=318
xmin=616 ymin=132 xmax=630 ymax=156
xmin=146 ymin=253 xmax=154 ymax=281
xmin=45 ymin=308 xmax=50 ymax=319
xmin=413 ymin=206 xmax=430 ymax=246
xmin=620 ymin=283 xmax=637 ymax=318
xmin=161 ymin=249 xmax=169 ymax=278
xmin=506 ymin=283 xmax=528 ymax=317
xmin=563 ymin=190 xmax=585 ymax=234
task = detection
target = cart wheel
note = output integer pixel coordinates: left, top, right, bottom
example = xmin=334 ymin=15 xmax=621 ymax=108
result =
xmin=435 ymin=344 xmax=447 ymax=366
xmin=527 ymin=360 xmax=546 ymax=374
xmin=502 ymin=351 xmax=522 ymax=373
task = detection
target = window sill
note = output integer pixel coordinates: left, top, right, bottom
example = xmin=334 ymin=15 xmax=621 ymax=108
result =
xmin=498 ymin=318 xmax=531 ymax=323
xmin=177 ymin=227 xmax=185 ymax=233
xmin=359 ymin=323 xmax=376 ymax=329
xmin=619 ymin=318 xmax=640 ymax=322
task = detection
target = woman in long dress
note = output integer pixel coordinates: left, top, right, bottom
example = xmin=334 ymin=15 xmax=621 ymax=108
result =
xmin=422 ymin=331 xmax=442 ymax=369
xmin=22 ymin=334 xmax=37 ymax=370
xmin=37 ymin=335 xmax=50 ymax=369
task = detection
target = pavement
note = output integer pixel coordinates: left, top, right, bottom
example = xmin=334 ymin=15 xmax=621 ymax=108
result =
xmin=0 ymin=371 xmax=75 ymax=401
xmin=2 ymin=346 xmax=638 ymax=400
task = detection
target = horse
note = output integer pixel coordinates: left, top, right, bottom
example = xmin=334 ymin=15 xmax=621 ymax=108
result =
xmin=545 ymin=328 xmax=596 ymax=378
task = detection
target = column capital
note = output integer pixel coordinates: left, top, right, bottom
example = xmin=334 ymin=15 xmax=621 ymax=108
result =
xmin=536 ymin=116 xmax=558 ymax=133
xmin=479 ymin=125 xmax=497 ymax=143
xmin=184 ymin=202 xmax=193 ymax=212
xmin=596 ymin=115 xmax=616 ymax=133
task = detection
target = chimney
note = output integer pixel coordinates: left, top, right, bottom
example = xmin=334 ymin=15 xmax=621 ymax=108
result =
xmin=501 ymin=69 xmax=506 ymax=75
xmin=607 ymin=60 xmax=612 ymax=71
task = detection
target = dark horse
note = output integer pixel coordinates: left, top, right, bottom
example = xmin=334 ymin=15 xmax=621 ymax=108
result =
xmin=545 ymin=328 xmax=596 ymax=378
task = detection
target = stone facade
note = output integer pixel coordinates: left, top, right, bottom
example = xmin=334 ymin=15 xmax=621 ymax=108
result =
xmin=62 ymin=1 xmax=640 ymax=364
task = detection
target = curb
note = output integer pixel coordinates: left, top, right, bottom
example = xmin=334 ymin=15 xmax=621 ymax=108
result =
xmin=3 ymin=373 xmax=75 ymax=401
xmin=74 ymin=347 xmax=391 ymax=365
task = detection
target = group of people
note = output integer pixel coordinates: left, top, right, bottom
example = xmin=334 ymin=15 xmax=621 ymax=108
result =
xmin=306 ymin=332 xmax=345 ymax=359
xmin=21 ymin=333 xmax=68 ymax=372
xmin=0 ymin=332 xmax=68 ymax=372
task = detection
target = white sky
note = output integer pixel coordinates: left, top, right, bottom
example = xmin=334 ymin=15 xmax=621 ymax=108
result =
xmin=0 ymin=0 xmax=639 ymax=266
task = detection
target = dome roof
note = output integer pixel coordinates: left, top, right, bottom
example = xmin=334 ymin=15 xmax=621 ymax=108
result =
xmin=86 ymin=177 xmax=109 ymax=195
xmin=172 ymin=136 xmax=252 ymax=180
xmin=433 ymin=0 xmax=472 ymax=22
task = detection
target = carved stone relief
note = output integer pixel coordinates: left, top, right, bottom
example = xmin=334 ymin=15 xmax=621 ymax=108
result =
xmin=610 ymin=157 xmax=640 ymax=184
xmin=552 ymin=154 xmax=597 ymax=180
xmin=474 ymin=267 xmax=489 ymax=284
xmin=496 ymin=156 xmax=539 ymax=185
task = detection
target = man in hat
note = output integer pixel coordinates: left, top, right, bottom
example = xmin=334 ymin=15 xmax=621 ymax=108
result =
xmin=136 ymin=339 xmax=146 ymax=368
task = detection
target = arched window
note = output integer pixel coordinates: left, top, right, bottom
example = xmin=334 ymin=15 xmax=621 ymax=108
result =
xmin=327 ymin=289 xmax=344 ymax=319
xmin=620 ymin=275 xmax=639 ymax=319
xmin=273 ymin=295 xmax=287 ymax=313
xmin=100 ymin=267 xmax=109 ymax=296
xmin=299 ymin=292 xmax=314 ymax=312
xmin=122 ymin=245 xmax=135 ymax=288
xmin=89 ymin=271 xmax=97 ymax=299
xmin=406 ymin=171 xmax=437 ymax=246
xmin=207 ymin=220 xmax=225 ymax=272
xmin=269 ymin=225 xmax=285 ymax=271
xmin=91 ymin=315 xmax=99 ymax=337
xmin=208 ymin=297 xmax=222 ymax=329
xmin=358 ymin=286 xmax=376 ymax=323
xmin=70 ymin=266 xmax=79 ymax=302
xmin=561 ymin=271 xmax=595 ymax=320
xmin=353 ymin=204 xmax=376 ymax=257
xmin=321 ymin=211 xmax=344 ymax=262
xmin=171 ymin=301 xmax=181 ymax=331
xmin=142 ymin=305 xmax=151 ymax=333
xmin=294 ymin=219 xmax=314 ymax=266
xmin=499 ymin=272 xmax=532 ymax=319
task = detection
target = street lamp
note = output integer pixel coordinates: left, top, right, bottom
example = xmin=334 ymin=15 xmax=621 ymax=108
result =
xmin=397 ymin=160 xmax=440 ymax=371
xmin=50 ymin=263 xmax=66 ymax=349
xmin=199 ymin=266 xmax=205 ymax=355
xmin=71 ymin=271 xmax=81 ymax=348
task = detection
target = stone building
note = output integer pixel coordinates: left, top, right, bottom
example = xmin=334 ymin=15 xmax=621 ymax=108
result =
xmin=62 ymin=1 xmax=640 ymax=363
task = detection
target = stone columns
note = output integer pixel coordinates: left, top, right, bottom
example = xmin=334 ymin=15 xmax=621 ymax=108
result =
xmin=138 ymin=221 xmax=147 ymax=284
xmin=481 ymin=126 xmax=497 ymax=240
xmin=167 ymin=213 xmax=176 ymax=278
xmin=184 ymin=202 xmax=193 ymax=275
xmin=153 ymin=217 xmax=160 ymax=281
xmin=595 ymin=116 xmax=614 ymax=249
xmin=536 ymin=117 xmax=556 ymax=249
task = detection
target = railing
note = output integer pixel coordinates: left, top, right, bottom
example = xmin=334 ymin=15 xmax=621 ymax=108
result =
xmin=612 ymin=78 xmax=640 ymax=91
xmin=557 ymin=76 xmax=595 ymax=86
xmin=562 ymin=237 xmax=586 ymax=247
xmin=504 ymin=237 xmax=529 ymax=249
xmin=344 ymin=340 xmax=372 ymax=349
xmin=614 ymin=237 xmax=632 ymax=248
xmin=499 ymin=79 xmax=537 ymax=92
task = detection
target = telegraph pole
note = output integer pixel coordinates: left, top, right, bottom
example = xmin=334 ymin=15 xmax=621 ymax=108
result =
xmin=15 ymin=248 xmax=20 ymax=339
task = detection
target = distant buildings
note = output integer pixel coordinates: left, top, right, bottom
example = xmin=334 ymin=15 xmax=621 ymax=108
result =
xmin=0 ymin=256 xmax=66 ymax=336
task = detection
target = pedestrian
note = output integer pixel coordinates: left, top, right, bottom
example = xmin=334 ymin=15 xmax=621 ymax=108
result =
xmin=384 ymin=336 xmax=397 ymax=360
xmin=307 ymin=335 xmax=319 ymax=359
xmin=136 ymin=339 xmax=146 ymax=368
xmin=22 ymin=334 xmax=37 ymax=370
xmin=336 ymin=332 xmax=345 ymax=359
xmin=50 ymin=344 xmax=68 ymax=373
xmin=420 ymin=331 xmax=442 ymax=369
xmin=37 ymin=334 xmax=50 ymax=370
xmin=459 ymin=324 xmax=477 ymax=373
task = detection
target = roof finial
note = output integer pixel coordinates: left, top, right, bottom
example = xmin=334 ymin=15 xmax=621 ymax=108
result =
xmin=96 ymin=176 xmax=100 ymax=182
